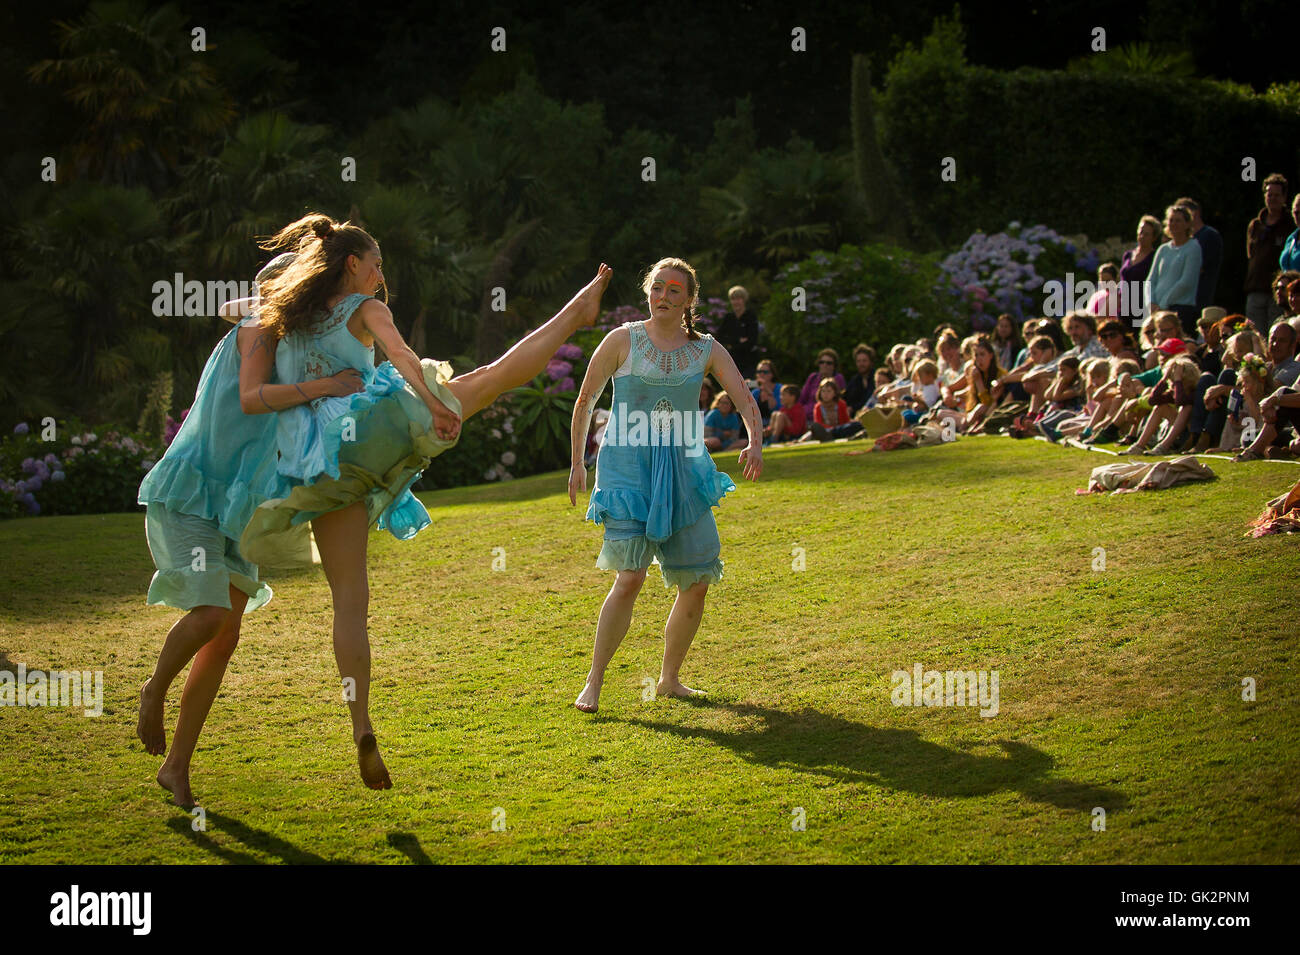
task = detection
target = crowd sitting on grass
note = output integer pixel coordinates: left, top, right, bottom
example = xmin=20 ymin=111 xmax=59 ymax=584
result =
xmin=697 ymin=303 xmax=1300 ymax=464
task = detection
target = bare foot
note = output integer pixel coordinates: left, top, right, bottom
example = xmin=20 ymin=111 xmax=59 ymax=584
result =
xmin=356 ymin=732 xmax=393 ymax=790
xmin=136 ymin=678 xmax=166 ymax=756
xmin=156 ymin=763 xmax=194 ymax=808
xmin=574 ymin=678 xmax=602 ymax=713
xmin=567 ymin=263 xmax=612 ymax=330
xmin=656 ymin=678 xmax=706 ymax=700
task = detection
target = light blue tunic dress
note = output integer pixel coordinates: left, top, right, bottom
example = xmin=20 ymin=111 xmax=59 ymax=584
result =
xmin=137 ymin=318 xmax=278 ymax=612
xmin=585 ymin=320 xmax=736 ymax=588
xmin=239 ymin=293 xmax=461 ymax=566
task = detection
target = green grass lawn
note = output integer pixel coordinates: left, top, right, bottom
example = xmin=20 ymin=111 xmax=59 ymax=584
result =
xmin=1 ymin=435 xmax=1298 ymax=864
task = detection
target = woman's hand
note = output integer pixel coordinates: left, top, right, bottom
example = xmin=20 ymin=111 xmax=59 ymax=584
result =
xmin=568 ymin=462 xmax=587 ymax=505
xmin=321 ymin=368 xmax=365 ymax=397
xmin=737 ymin=441 xmax=763 ymax=482
xmin=429 ymin=395 xmax=461 ymax=441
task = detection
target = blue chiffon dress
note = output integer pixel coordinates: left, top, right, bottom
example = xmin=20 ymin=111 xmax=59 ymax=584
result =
xmin=585 ymin=320 xmax=736 ymax=588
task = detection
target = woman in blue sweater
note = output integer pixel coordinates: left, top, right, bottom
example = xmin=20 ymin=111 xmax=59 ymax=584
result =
xmin=1146 ymin=204 xmax=1203 ymax=336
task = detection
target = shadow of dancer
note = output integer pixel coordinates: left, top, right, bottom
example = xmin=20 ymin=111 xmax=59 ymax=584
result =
xmin=616 ymin=701 xmax=1127 ymax=812
xmin=165 ymin=810 xmax=337 ymax=864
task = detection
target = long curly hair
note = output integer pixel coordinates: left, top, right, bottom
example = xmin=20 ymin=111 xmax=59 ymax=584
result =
xmin=255 ymin=213 xmax=384 ymax=339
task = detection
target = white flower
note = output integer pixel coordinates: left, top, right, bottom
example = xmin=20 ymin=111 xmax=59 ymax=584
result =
xmin=491 ymin=429 xmax=502 ymax=440
xmin=483 ymin=467 xmax=499 ymax=481
xmin=502 ymin=419 xmax=514 ymax=434
xmin=70 ymin=436 xmax=82 ymax=446
xmin=500 ymin=451 xmax=516 ymax=466
xmin=87 ymin=433 xmax=98 ymax=442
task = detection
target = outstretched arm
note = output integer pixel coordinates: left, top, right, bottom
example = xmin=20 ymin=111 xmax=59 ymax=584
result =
xmin=237 ymin=325 xmax=364 ymax=414
xmin=219 ymin=297 xmax=259 ymax=325
xmin=358 ymin=298 xmax=460 ymax=441
xmin=568 ymin=327 xmax=626 ymax=505
xmin=707 ymin=341 xmax=763 ymax=482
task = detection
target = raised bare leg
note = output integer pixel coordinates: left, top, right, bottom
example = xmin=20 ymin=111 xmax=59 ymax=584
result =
xmin=448 ymin=264 xmax=612 ymax=420
xmin=312 ymin=502 xmax=390 ymax=790
xmin=658 ymin=580 xmax=709 ymax=699
xmin=575 ymin=568 xmax=647 ymax=713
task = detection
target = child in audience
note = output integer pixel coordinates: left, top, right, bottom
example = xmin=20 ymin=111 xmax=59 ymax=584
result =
xmin=901 ymin=359 xmax=941 ymax=424
xmin=805 ymin=378 xmax=863 ymax=440
xmin=704 ymin=391 xmax=747 ymax=451
xmin=766 ymin=383 xmax=807 ymax=444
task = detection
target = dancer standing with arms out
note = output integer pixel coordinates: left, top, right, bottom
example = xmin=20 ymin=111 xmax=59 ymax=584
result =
xmin=241 ymin=213 xmax=611 ymax=788
xmin=568 ymin=258 xmax=762 ymax=713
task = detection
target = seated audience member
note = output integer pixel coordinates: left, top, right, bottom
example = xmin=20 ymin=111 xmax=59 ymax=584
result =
xmin=1061 ymin=311 xmax=1109 ymax=361
xmin=863 ymin=368 xmax=895 ymax=410
xmin=1001 ymin=334 xmax=1059 ymax=416
xmin=804 ymin=377 xmax=863 ymax=441
xmin=1082 ymin=358 xmax=1143 ymax=444
xmin=945 ymin=335 xmax=1006 ymax=435
xmin=1232 ymin=321 xmax=1300 ymax=461
xmin=766 ymin=383 xmax=808 ymax=444
xmin=1097 ymin=319 xmax=1141 ymax=364
xmin=1119 ymin=355 xmax=1201 ymax=455
xmin=991 ymin=313 xmax=1022 ymax=372
xmin=1033 ymin=356 xmax=1085 ymax=440
xmin=1144 ymin=310 xmax=1186 ymax=369
xmin=704 ymin=391 xmax=747 ymax=452
xmin=1049 ymin=358 xmax=1113 ymax=441
xmin=750 ymin=359 xmax=782 ymax=426
xmin=843 ymin=344 xmax=877 ymax=414
xmin=799 ymin=348 xmax=846 ymax=418
xmin=700 ymin=378 xmax=716 ymax=412
xmin=900 ymin=359 xmax=942 ymax=425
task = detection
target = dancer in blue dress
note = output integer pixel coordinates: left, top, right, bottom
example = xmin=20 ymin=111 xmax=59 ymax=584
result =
xmin=242 ymin=213 xmax=611 ymax=788
xmin=568 ymin=257 xmax=763 ymax=712
xmin=135 ymin=248 xmax=365 ymax=806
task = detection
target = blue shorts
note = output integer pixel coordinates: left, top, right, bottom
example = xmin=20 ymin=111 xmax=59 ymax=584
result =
xmin=597 ymin=511 xmax=723 ymax=590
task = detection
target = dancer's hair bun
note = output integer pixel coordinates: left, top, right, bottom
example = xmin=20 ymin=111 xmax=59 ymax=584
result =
xmin=312 ymin=218 xmax=334 ymax=240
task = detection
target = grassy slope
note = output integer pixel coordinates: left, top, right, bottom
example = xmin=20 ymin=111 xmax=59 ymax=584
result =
xmin=0 ymin=437 xmax=1297 ymax=864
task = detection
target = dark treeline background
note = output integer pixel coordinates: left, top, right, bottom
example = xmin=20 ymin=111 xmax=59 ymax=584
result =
xmin=2 ymin=0 xmax=1297 ymax=431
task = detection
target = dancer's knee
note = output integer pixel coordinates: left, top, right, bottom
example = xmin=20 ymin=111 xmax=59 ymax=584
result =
xmin=613 ymin=569 xmax=647 ymax=598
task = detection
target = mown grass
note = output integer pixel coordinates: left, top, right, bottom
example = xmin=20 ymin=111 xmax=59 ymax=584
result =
xmin=1 ymin=436 xmax=1297 ymax=863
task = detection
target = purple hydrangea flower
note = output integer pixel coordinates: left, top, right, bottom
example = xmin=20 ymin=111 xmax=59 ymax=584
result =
xmin=13 ymin=422 xmax=29 ymax=435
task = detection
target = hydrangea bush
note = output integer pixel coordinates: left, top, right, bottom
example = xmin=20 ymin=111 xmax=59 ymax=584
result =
xmin=1 ymin=422 xmax=161 ymax=518
xmin=758 ymin=242 xmax=964 ymax=378
xmin=936 ymin=222 xmax=1100 ymax=330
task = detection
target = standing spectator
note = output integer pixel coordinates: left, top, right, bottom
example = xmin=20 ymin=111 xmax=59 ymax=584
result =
xmin=1245 ymin=174 xmax=1291 ymax=331
xmin=1146 ymin=204 xmax=1203 ymax=336
xmin=1120 ymin=215 xmax=1161 ymax=324
xmin=750 ymin=359 xmax=782 ymax=426
xmin=990 ymin=313 xmax=1021 ymax=372
xmin=1176 ymin=196 xmax=1223 ymax=310
xmin=1087 ymin=263 xmax=1122 ymax=320
xmin=719 ymin=285 xmax=759 ymax=377
xmin=799 ymin=348 xmax=846 ymax=418
xmin=842 ymin=344 xmax=877 ymax=414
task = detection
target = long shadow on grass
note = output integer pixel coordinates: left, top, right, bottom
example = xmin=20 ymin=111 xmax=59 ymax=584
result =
xmin=165 ymin=810 xmax=338 ymax=864
xmin=618 ymin=702 xmax=1127 ymax=812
